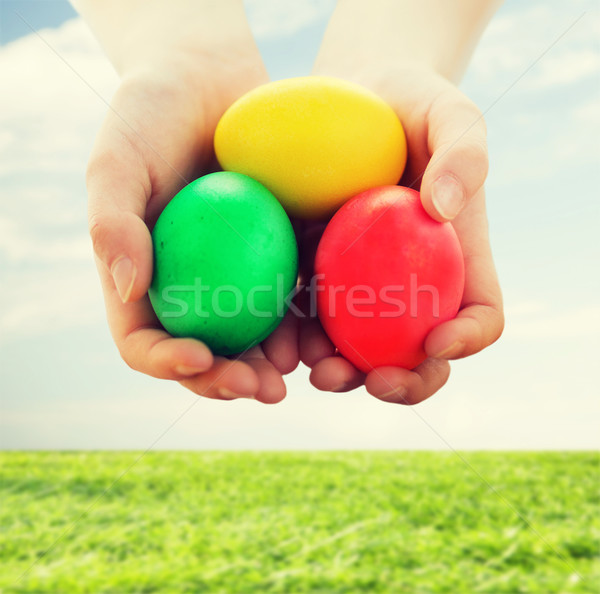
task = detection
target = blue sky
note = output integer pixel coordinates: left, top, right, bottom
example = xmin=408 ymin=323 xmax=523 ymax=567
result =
xmin=0 ymin=0 xmax=599 ymax=449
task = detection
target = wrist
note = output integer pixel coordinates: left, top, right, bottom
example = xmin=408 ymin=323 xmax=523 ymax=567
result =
xmin=311 ymin=61 xmax=451 ymax=110
xmin=74 ymin=0 xmax=268 ymax=122
xmin=314 ymin=0 xmax=501 ymax=84
xmin=73 ymin=0 xmax=255 ymax=77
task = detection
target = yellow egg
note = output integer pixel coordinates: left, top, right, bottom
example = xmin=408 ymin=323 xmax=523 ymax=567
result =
xmin=214 ymin=76 xmax=407 ymax=219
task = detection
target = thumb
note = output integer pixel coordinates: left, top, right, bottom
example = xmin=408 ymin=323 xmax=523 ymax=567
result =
xmin=87 ymin=147 xmax=154 ymax=303
xmin=420 ymin=91 xmax=488 ymax=222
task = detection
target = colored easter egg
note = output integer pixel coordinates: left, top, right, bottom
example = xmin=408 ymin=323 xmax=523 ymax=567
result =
xmin=314 ymin=186 xmax=464 ymax=371
xmin=214 ymin=76 xmax=406 ymax=219
xmin=149 ymin=171 xmax=298 ymax=355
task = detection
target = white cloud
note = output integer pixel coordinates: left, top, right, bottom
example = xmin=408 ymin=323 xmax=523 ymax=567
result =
xmin=0 ymin=18 xmax=118 ymax=176
xmin=0 ymin=217 xmax=91 ymax=263
xmin=503 ymin=300 xmax=547 ymax=316
xmin=0 ymin=23 xmax=113 ymax=123
xmin=469 ymin=3 xmax=600 ymax=90
xmin=467 ymin=5 xmax=600 ymax=185
xmin=0 ymin=18 xmax=116 ymax=342
xmin=1 ymin=6 xmax=599 ymax=450
xmin=0 ymin=269 xmax=104 ymax=344
xmin=4 ymin=356 xmax=599 ymax=450
xmin=526 ymin=48 xmax=600 ymax=89
xmin=0 ymin=130 xmax=14 ymax=152
xmin=505 ymin=303 xmax=600 ymax=339
xmin=244 ymin=0 xmax=335 ymax=39
xmin=572 ymin=93 xmax=600 ymax=123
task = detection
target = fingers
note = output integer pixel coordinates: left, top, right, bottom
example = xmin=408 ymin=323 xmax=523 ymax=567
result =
xmin=89 ymin=209 xmax=154 ymax=304
xmin=108 ymin=295 xmax=262 ymax=399
xmin=262 ymin=310 xmax=300 ymax=375
xmin=237 ymin=347 xmax=287 ymax=404
xmin=87 ymin=77 xmax=289 ymax=404
xmin=97 ymin=260 xmax=210 ymax=372
xmin=365 ymin=358 xmax=451 ymax=405
xmin=179 ymin=356 xmax=260 ymax=400
xmin=86 ymin=112 xmax=155 ymax=304
xmin=425 ymin=304 xmax=504 ymax=360
xmin=425 ymin=189 xmax=504 ymax=359
xmin=298 ymin=221 xmax=327 ymax=285
xmin=296 ymin=261 xmax=336 ymax=368
xmin=87 ymin=81 xmax=222 ymax=397
xmin=296 ymin=219 xmax=365 ymax=392
xmin=309 ymin=356 xmax=365 ymax=392
xmin=183 ymin=346 xmax=287 ymax=404
xmin=420 ymin=89 xmax=488 ymax=222
xmin=87 ymin=77 xmax=206 ymax=303
xmin=299 ymin=317 xmax=336 ymax=368
xmin=96 ymin=259 xmax=276 ymax=402
xmin=126 ymin=328 xmax=214 ymax=379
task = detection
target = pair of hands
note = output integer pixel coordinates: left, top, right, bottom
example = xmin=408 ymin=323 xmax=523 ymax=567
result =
xmin=86 ymin=19 xmax=503 ymax=406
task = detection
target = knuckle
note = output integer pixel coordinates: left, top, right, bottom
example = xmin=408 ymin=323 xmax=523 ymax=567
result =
xmin=118 ymin=346 xmax=139 ymax=372
xmin=443 ymin=134 xmax=488 ymax=183
xmin=464 ymin=137 xmax=489 ymax=176
xmin=118 ymin=331 xmax=149 ymax=373
xmin=456 ymin=96 xmax=486 ymax=132
xmin=481 ymin=304 xmax=505 ymax=349
xmin=437 ymin=136 xmax=489 ymax=184
xmin=85 ymin=150 xmax=118 ymax=190
xmin=401 ymin=398 xmax=419 ymax=407
xmin=466 ymin=132 xmax=489 ymax=159
xmin=87 ymin=211 xmax=110 ymax=254
xmin=493 ymin=307 xmax=506 ymax=344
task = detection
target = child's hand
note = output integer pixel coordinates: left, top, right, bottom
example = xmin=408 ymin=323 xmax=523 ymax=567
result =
xmin=293 ymin=66 xmax=504 ymax=404
xmin=84 ymin=11 xmax=292 ymax=403
xmin=78 ymin=0 xmax=502 ymax=406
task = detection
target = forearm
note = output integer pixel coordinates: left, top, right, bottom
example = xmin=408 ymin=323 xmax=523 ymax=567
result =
xmin=314 ymin=0 xmax=502 ymax=83
xmin=70 ymin=0 xmax=254 ymax=76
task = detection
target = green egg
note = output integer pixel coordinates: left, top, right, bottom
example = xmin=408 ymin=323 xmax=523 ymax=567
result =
xmin=149 ymin=171 xmax=298 ymax=355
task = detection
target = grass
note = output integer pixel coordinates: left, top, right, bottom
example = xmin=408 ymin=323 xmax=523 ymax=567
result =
xmin=0 ymin=451 xmax=598 ymax=593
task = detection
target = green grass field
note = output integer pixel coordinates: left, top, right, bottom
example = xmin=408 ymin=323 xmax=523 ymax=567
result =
xmin=1 ymin=451 xmax=598 ymax=593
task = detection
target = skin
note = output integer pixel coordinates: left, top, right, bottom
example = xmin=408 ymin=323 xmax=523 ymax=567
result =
xmin=295 ymin=66 xmax=505 ymax=404
xmin=84 ymin=2 xmax=290 ymax=403
xmin=286 ymin=0 xmax=505 ymax=404
xmin=79 ymin=0 xmax=504 ymax=406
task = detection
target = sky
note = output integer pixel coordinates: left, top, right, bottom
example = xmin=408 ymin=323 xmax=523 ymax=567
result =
xmin=0 ymin=0 xmax=599 ymax=450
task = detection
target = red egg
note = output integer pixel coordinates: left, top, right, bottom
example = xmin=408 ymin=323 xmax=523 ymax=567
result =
xmin=314 ymin=186 xmax=465 ymax=371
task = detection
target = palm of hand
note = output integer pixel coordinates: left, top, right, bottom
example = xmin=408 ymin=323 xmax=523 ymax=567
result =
xmin=89 ymin=57 xmax=502 ymax=405
xmin=88 ymin=60 xmax=297 ymax=403
xmin=265 ymin=69 xmax=503 ymax=404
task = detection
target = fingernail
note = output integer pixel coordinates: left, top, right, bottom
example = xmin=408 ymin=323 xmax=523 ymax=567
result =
xmin=433 ymin=340 xmax=465 ymax=359
xmin=111 ymin=257 xmax=136 ymax=303
xmin=378 ymin=387 xmax=408 ymax=403
xmin=218 ymin=387 xmax=254 ymax=400
xmin=432 ymin=175 xmax=465 ymax=220
xmin=175 ymin=364 xmax=208 ymax=376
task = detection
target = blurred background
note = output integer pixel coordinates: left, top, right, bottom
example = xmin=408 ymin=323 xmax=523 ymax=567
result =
xmin=0 ymin=0 xmax=598 ymax=449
